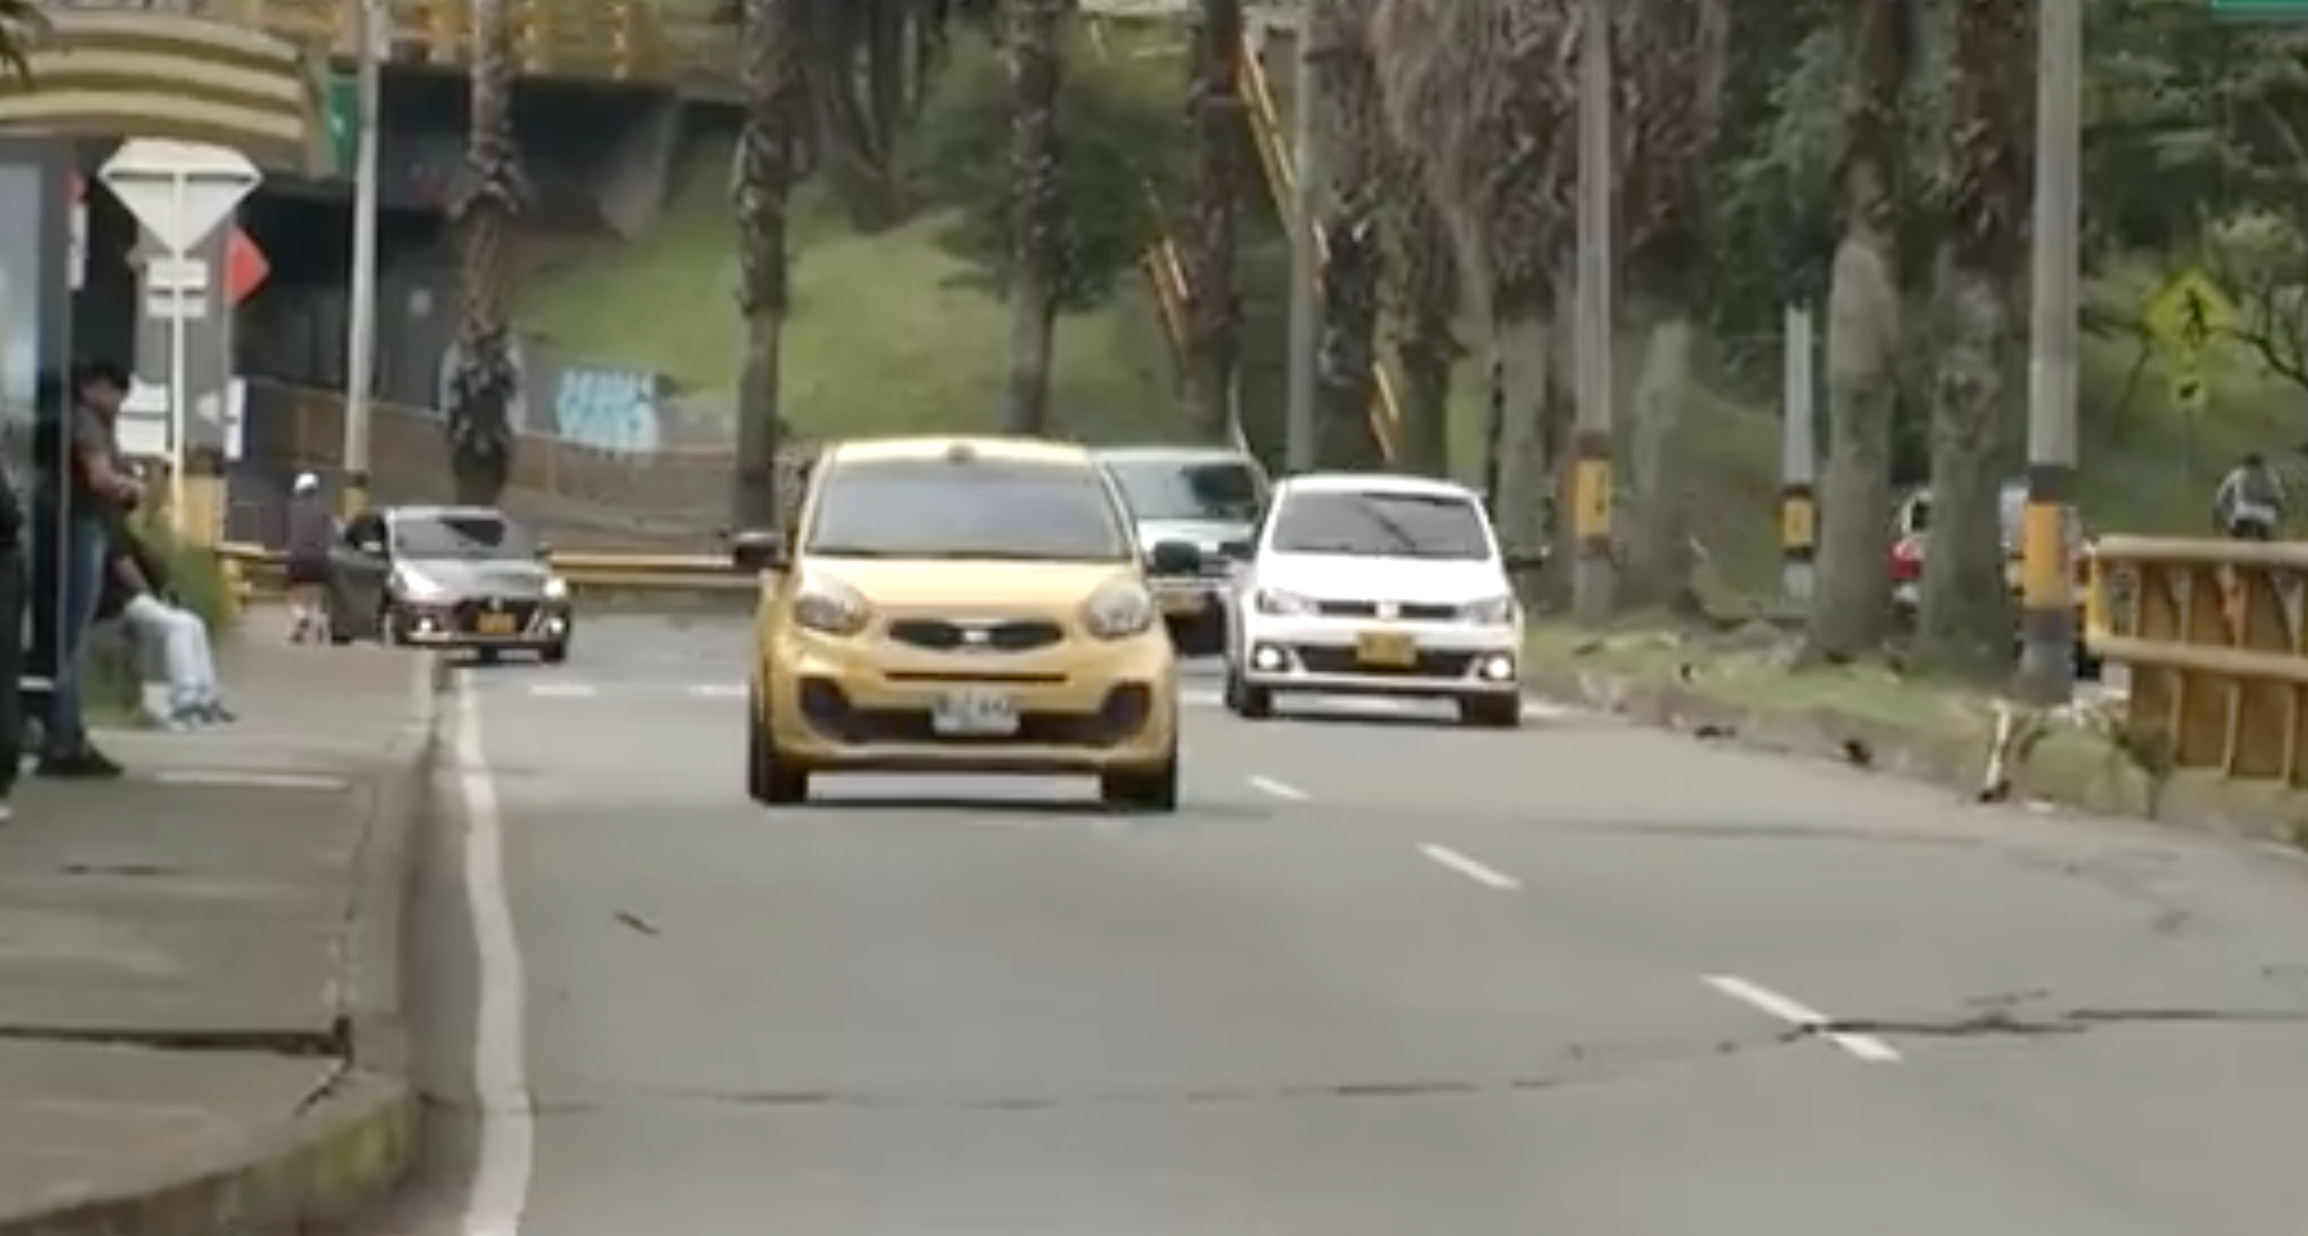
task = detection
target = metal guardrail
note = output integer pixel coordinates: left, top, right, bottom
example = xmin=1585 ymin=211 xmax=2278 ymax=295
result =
xmin=217 ymin=541 xmax=755 ymax=604
xmin=2087 ymin=535 xmax=2308 ymax=787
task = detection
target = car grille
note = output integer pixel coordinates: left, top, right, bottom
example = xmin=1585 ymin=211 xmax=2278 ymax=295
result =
xmin=1296 ymin=646 xmax=1478 ymax=678
xmin=886 ymin=617 xmax=1065 ymax=652
xmin=1313 ymin=600 xmax=1459 ymax=621
xmin=452 ymin=598 xmax=540 ymax=632
xmin=797 ymin=679 xmax=1152 ymax=747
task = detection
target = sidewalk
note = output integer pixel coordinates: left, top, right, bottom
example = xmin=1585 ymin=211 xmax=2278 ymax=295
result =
xmin=0 ymin=638 xmax=443 ymax=1236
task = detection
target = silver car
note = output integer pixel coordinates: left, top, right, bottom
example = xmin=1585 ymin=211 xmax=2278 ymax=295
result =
xmin=1095 ymin=445 xmax=1269 ymax=655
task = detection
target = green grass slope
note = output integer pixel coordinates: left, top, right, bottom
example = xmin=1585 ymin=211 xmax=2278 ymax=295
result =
xmin=514 ymin=143 xmax=1183 ymax=444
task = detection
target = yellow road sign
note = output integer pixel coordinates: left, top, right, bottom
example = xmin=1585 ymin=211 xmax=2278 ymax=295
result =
xmin=2170 ymin=366 xmax=2208 ymax=414
xmin=2144 ymin=269 xmax=2238 ymax=356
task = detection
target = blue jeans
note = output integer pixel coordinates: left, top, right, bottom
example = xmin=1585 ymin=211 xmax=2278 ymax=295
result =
xmin=44 ymin=518 xmax=108 ymax=755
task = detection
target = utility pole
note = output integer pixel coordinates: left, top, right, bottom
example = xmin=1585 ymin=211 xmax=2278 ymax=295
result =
xmin=2018 ymin=0 xmax=2080 ymax=703
xmin=1781 ymin=304 xmax=1818 ymax=607
xmin=341 ymin=0 xmax=384 ymax=517
xmin=1570 ymin=0 xmax=1615 ymax=623
xmin=1283 ymin=22 xmax=1318 ymax=475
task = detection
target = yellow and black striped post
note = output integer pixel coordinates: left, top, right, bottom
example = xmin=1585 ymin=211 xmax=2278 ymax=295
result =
xmin=1779 ymin=481 xmax=1816 ymax=586
xmin=2018 ymin=461 xmax=2079 ymax=698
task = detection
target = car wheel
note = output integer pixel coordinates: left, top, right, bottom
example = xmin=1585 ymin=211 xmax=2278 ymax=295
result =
xmin=1458 ymin=694 xmax=1522 ymax=729
xmin=746 ymin=682 xmax=808 ymax=805
xmin=541 ymin=639 xmax=570 ymax=665
xmin=1100 ymin=749 xmax=1179 ymax=813
xmin=1224 ymin=664 xmax=1273 ymax=720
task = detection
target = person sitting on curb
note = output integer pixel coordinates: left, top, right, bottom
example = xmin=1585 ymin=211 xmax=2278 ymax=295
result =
xmin=97 ymin=526 xmax=234 ymax=730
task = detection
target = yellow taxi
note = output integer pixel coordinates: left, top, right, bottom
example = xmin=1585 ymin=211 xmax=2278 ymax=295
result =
xmin=732 ymin=436 xmax=1194 ymax=811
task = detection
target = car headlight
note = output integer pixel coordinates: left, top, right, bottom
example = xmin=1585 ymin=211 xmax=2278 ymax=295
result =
xmin=1254 ymin=588 xmax=1314 ymax=616
xmin=1083 ymin=580 xmax=1157 ymax=639
xmin=791 ymin=575 xmax=870 ymax=636
xmin=393 ymin=569 xmax=448 ymax=600
xmin=1461 ymin=594 xmax=1517 ymax=625
xmin=542 ymin=576 xmax=569 ymax=600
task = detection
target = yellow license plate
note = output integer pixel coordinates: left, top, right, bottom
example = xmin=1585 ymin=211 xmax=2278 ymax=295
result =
xmin=1161 ymin=590 xmax=1207 ymax=616
xmin=1355 ymin=630 xmax=1417 ymax=667
xmin=477 ymin=613 xmax=516 ymax=635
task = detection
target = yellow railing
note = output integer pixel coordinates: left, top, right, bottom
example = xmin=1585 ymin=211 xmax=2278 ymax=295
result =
xmin=1238 ymin=29 xmax=1402 ymax=461
xmin=2089 ymin=536 xmax=2308 ymax=786
xmin=203 ymin=0 xmax=729 ymax=89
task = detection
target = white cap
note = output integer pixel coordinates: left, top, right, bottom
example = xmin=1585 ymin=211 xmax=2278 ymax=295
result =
xmin=293 ymin=471 xmax=320 ymax=494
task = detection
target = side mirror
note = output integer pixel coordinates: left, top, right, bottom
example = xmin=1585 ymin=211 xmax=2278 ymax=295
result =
xmin=1147 ymin=539 xmax=1202 ymax=576
xmin=1502 ymin=549 xmax=1549 ymax=573
xmin=731 ymin=528 xmax=789 ymax=573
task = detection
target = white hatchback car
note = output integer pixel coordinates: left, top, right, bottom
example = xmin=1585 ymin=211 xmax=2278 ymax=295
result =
xmin=1222 ymin=473 xmax=1543 ymax=727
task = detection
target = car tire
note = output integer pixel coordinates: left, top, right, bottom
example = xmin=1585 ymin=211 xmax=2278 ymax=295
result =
xmin=541 ymin=639 xmax=570 ymax=665
xmin=746 ymin=682 xmax=808 ymax=805
xmin=1100 ymin=749 xmax=1179 ymax=813
xmin=1223 ymin=665 xmax=1273 ymax=720
xmin=1458 ymin=694 xmax=1522 ymax=729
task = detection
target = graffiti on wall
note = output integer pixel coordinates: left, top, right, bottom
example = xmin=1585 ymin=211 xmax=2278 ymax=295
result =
xmin=434 ymin=340 xmax=664 ymax=456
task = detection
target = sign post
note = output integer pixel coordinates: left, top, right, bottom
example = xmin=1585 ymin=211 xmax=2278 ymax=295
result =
xmin=98 ymin=139 xmax=260 ymax=542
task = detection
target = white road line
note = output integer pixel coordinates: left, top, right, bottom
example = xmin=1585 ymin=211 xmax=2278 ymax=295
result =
xmin=1416 ymin=843 xmax=1522 ymax=890
xmin=1701 ymin=974 xmax=1902 ymax=1063
xmin=526 ymin=682 xmax=596 ymax=698
xmin=1247 ymin=775 xmax=1309 ymax=801
xmin=688 ymin=682 xmax=747 ymax=698
xmin=149 ymin=770 xmax=351 ymax=792
xmin=452 ymin=680 xmax=537 ymax=1233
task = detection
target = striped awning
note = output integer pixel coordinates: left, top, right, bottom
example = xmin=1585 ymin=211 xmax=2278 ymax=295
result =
xmin=0 ymin=9 xmax=326 ymax=176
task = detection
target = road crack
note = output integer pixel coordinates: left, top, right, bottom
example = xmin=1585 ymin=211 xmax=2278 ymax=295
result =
xmin=1822 ymin=1006 xmax=2308 ymax=1041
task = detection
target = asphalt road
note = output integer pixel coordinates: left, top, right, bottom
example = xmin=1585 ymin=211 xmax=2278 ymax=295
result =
xmin=390 ymin=612 xmax=2308 ymax=1235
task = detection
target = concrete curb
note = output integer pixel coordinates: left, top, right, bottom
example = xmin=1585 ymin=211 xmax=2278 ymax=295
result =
xmin=1524 ymin=659 xmax=2307 ymax=849
xmin=1 ymin=651 xmax=451 ymax=1236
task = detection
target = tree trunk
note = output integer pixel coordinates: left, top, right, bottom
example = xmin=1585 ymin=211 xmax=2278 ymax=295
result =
xmin=1182 ymin=0 xmax=1245 ymax=438
xmin=1492 ymin=311 xmax=1553 ymax=603
xmin=1313 ymin=202 xmax=1383 ymax=467
xmin=732 ymin=0 xmax=802 ymax=533
xmin=1003 ymin=0 xmax=1063 ymax=435
xmin=447 ymin=0 xmax=520 ymax=508
xmin=1390 ymin=174 xmax=1456 ymax=478
xmin=1914 ymin=0 xmax=2026 ymax=678
xmin=1806 ymin=0 xmax=1908 ymax=660
xmin=1621 ymin=314 xmax=1697 ymax=612
xmin=1914 ymin=260 xmax=2011 ymax=675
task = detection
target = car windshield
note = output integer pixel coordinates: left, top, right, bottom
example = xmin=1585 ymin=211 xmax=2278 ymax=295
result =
xmin=1268 ymin=488 xmax=1494 ymax=561
xmin=806 ymin=456 xmax=1135 ymax=562
xmin=392 ymin=513 xmax=533 ymax=560
xmin=1103 ymin=457 xmax=1262 ymax=522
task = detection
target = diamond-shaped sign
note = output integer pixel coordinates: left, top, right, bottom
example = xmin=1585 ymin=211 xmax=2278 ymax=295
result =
xmin=99 ymin=139 xmax=261 ymax=254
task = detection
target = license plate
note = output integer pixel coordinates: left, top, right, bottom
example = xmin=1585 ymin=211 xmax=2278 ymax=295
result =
xmin=931 ymin=689 xmax=1018 ymax=737
xmin=477 ymin=612 xmax=516 ymax=635
xmin=1160 ymin=589 xmax=1207 ymax=616
xmin=1355 ymin=630 xmax=1417 ymax=668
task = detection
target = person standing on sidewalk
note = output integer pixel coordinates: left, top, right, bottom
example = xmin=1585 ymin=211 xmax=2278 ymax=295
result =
xmin=284 ymin=472 xmax=336 ymax=644
xmin=0 ymin=442 xmax=26 ymax=821
xmin=41 ymin=361 xmax=141 ymax=778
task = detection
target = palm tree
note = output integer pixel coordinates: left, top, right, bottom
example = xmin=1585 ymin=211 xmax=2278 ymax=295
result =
xmin=1003 ymin=0 xmax=1064 ymax=435
xmin=732 ymin=0 xmax=805 ymax=532
xmin=1182 ymin=0 xmax=1246 ymax=440
xmin=447 ymin=0 xmax=523 ymax=507
xmin=1616 ymin=0 xmax=1731 ymax=610
xmin=1306 ymin=0 xmax=1387 ymax=468
xmin=1384 ymin=148 xmax=1458 ymax=478
xmin=1371 ymin=0 xmax=1576 ymax=573
xmin=1913 ymin=0 xmax=2028 ymax=676
xmin=1805 ymin=0 xmax=1912 ymax=659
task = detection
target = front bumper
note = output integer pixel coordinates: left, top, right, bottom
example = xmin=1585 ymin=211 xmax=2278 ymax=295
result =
xmin=760 ymin=625 xmax=1179 ymax=774
xmin=1239 ymin=614 xmax=1521 ymax=696
xmin=395 ymin=597 xmax=574 ymax=649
